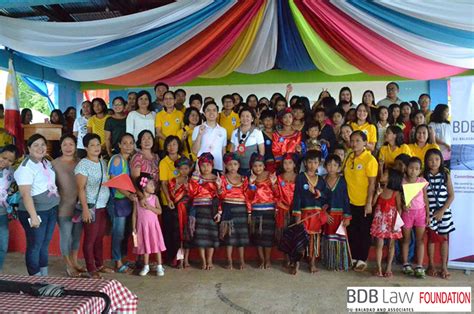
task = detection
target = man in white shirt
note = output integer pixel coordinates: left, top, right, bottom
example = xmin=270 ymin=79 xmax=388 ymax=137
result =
xmin=377 ymin=82 xmax=403 ymax=107
xmin=192 ymin=101 xmax=227 ymax=172
xmin=73 ymin=100 xmax=92 ymax=158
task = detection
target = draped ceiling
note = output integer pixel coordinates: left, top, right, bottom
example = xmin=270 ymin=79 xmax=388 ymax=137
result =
xmin=1 ymin=0 xmax=472 ymax=86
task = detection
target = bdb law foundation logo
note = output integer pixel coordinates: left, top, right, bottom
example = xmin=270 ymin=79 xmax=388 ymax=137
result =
xmin=347 ymin=287 xmax=471 ymax=312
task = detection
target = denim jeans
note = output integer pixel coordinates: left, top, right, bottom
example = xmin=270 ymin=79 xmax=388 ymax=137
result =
xmin=57 ymin=216 xmax=83 ymax=256
xmin=18 ymin=206 xmax=58 ymax=275
xmin=108 ymin=200 xmax=131 ymax=262
xmin=0 ymin=214 xmax=9 ymax=271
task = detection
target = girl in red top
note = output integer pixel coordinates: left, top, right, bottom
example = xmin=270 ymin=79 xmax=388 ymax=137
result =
xmin=168 ymin=157 xmax=193 ymax=269
xmin=272 ymin=108 xmax=302 ymax=168
xmin=188 ymin=153 xmax=219 ymax=270
xmin=247 ymin=153 xmax=279 ymax=269
xmin=276 ymin=153 xmax=297 ymax=241
xmin=218 ymin=153 xmax=250 ymax=270
xmin=370 ymin=168 xmax=403 ymax=278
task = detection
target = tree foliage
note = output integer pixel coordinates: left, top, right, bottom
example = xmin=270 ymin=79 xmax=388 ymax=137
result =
xmin=17 ymin=77 xmax=50 ymax=115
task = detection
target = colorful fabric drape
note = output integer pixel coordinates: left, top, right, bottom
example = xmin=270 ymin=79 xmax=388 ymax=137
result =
xmin=0 ymin=0 xmax=211 ymax=56
xmin=200 ymin=0 xmax=266 ymax=78
xmin=237 ymin=0 xmax=278 ymax=74
xmin=294 ymin=0 xmax=466 ymax=79
xmin=0 ymin=0 xmax=471 ymax=85
xmin=332 ymin=1 xmax=474 ymax=68
xmin=275 ymin=0 xmax=315 ymax=72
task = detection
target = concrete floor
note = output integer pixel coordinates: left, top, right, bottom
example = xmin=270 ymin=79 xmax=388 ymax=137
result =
xmin=2 ymin=252 xmax=473 ymax=313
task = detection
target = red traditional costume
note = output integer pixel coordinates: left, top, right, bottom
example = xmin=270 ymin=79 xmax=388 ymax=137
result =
xmin=218 ymin=175 xmax=250 ymax=246
xmin=247 ymin=175 xmax=280 ymax=248
xmin=271 ymin=130 xmax=302 ymax=167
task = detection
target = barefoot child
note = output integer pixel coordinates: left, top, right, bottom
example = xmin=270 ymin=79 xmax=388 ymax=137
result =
xmin=424 ymin=149 xmax=455 ymax=279
xmin=370 ymin=168 xmax=403 ymax=277
xmin=168 ymin=157 xmax=193 ymax=269
xmin=401 ymin=157 xmax=429 ymax=279
xmin=292 ymin=151 xmax=330 ymax=274
xmin=218 ymin=153 xmax=250 ymax=270
xmin=275 ymin=153 xmax=297 ymax=267
xmin=189 ymin=153 xmax=220 ymax=270
xmin=247 ymin=153 xmax=279 ymax=269
xmin=276 ymin=153 xmax=297 ymax=241
xmin=322 ymin=154 xmax=351 ymax=271
xmin=133 ymin=174 xmax=166 ymax=276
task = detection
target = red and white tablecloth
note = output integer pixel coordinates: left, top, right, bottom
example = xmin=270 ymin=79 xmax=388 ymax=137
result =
xmin=0 ymin=274 xmax=138 ymax=313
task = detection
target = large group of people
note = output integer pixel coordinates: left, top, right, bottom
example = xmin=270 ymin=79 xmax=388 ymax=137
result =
xmin=0 ymin=81 xmax=454 ymax=280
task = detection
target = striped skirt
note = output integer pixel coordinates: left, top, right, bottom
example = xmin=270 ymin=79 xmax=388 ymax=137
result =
xmin=220 ymin=203 xmax=250 ymax=247
xmin=192 ymin=205 xmax=219 ymax=248
xmin=250 ymin=210 xmax=275 ymax=248
xmin=321 ymin=234 xmax=350 ymax=271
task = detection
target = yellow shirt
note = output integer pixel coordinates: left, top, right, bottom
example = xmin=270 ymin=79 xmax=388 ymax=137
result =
xmin=87 ymin=115 xmax=109 ymax=146
xmin=344 ymin=149 xmax=378 ymax=206
xmin=0 ymin=118 xmax=12 ymax=147
xmin=159 ymin=155 xmax=180 ymax=206
xmin=155 ymin=109 xmax=184 ymax=149
xmin=408 ymin=143 xmax=440 ymax=168
xmin=378 ymin=144 xmax=412 ymax=168
xmin=350 ymin=122 xmax=377 ymax=144
xmin=176 ymin=125 xmax=197 ymax=162
xmin=218 ymin=111 xmax=240 ymax=141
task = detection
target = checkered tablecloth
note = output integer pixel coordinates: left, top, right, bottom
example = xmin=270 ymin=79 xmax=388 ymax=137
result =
xmin=0 ymin=274 xmax=138 ymax=313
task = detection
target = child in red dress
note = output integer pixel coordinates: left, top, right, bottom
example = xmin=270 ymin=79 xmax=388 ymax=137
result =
xmin=370 ymin=168 xmax=403 ymax=278
xmin=168 ymin=157 xmax=193 ymax=269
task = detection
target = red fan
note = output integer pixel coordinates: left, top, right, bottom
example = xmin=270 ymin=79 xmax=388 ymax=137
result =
xmin=103 ymin=174 xmax=136 ymax=193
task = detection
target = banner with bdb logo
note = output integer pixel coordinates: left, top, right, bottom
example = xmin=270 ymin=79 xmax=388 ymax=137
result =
xmin=347 ymin=287 xmax=471 ymax=312
xmin=449 ymin=76 xmax=474 ymax=270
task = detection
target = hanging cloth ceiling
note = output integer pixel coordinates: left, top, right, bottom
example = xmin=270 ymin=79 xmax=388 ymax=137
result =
xmin=0 ymin=0 xmax=472 ymax=86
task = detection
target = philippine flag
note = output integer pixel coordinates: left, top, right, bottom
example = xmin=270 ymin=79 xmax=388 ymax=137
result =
xmin=4 ymin=58 xmax=24 ymax=155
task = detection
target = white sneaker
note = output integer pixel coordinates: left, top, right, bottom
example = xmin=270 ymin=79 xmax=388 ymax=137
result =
xmin=139 ymin=266 xmax=150 ymax=276
xmin=157 ymin=265 xmax=165 ymax=277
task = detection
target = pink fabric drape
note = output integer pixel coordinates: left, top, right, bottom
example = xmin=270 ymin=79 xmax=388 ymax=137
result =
xmin=296 ymin=0 xmax=466 ymax=79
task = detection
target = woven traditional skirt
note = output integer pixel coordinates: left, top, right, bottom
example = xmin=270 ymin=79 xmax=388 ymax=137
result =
xmin=192 ymin=205 xmax=219 ymax=248
xmin=250 ymin=210 xmax=275 ymax=248
xmin=220 ymin=203 xmax=250 ymax=247
xmin=321 ymin=212 xmax=350 ymax=271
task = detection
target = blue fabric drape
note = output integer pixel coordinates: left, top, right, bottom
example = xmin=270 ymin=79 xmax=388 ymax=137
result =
xmin=19 ymin=0 xmax=229 ymax=70
xmin=21 ymin=76 xmax=56 ymax=111
xmin=348 ymin=0 xmax=473 ymax=48
xmin=275 ymin=0 xmax=315 ymax=72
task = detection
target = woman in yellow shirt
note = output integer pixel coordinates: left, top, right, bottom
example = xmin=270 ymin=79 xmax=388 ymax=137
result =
xmin=155 ymin=91 xmax=184 ymax=150
xmin=378 ymin=125 xmax=412 ymax=170
xmin=177 ymin=107 xmax=201 ymax=162
xmin=350 ymin=104 xmax=377 ymax=151
xmin=87 ymin=98 xmax=109 ymax=153
xmin=159 ymin=135 xmax=182 ymax=267
xmin=343 ymin=130 xmax=378 ymax=272
xmin=408 ymin=124 xmax=440 ymax=169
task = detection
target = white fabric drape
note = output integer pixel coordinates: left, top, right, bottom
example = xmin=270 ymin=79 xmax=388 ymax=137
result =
xmin=57 ymin=1 xmax=236 ymax=81
xmin=333 ymin=1 xmax=474 ymax=68
xmin=0 ymin=0 xmax=212 ymax=56
xmin=376 ymin=0 xmax=474 ymax=32
xmin=236 ymin=0 xmax=278 ymax=74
